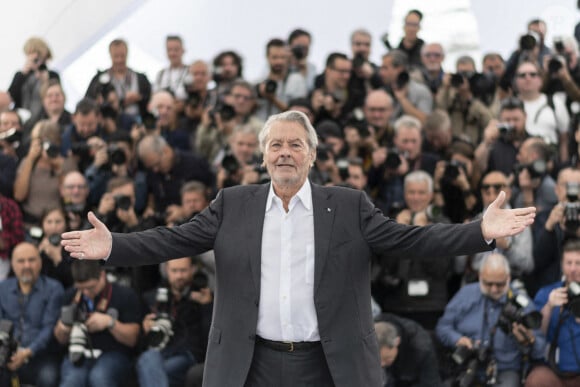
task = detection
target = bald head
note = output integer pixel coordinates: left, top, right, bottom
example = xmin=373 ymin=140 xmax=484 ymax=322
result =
xmin=149 ymin=91 xmax=175 ymax=127
xmin=364 ymin=89 xmax=393 ymax=129
xmin=11 ymin=242 xmax=42 ymax=286
xmin=60 ymin=171 xmax=89 ymax=204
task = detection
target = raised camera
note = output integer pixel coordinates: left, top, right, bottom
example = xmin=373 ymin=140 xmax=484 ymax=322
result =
xmin=114 ymin=195 xmax=132 ymax=211
xmin=264 ymin=79 xmax=278 ymax=94
xmin=291 ymin=45 xmax=307 ymax=60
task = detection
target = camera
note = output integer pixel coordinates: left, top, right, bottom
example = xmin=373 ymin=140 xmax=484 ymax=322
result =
xmin=48 ymin=233 xmax=61 ymax=246
xmin=291 ymin=45 xmax=307 ymax=60
xmin=210 ymin=102 xmax=236 ymax=124
xmin=566 ymin=281 xmax=580 ymax=318
xmin=114 ymin=195 xmax=132 ymax=211
xmin=0 ymin=320 xmax=17 ymax=368
xmin=191 ymin=271 xmax=209 ymax=292
xmin=107 ymin=144 xmax=126 ymax=166
xmin=395 ymin=71 xmax=410 ymax=90
xmin=385 ymin=148 xmax=405 ymax=170
xmin=425 ymin=204 xmax=442 ymax=222
xmin=450 ymin=73 xmax=467 ymax=88
xmin=100 ymin=103 xmax=117 ymax=120
xmin=564 ymin=182 xmax=580 ymax=234
xmin=497 ymin=122 xmax=515 ymax=143
xmin=497 ymin=293 xmax=541 ymax=334
xmin=61 ymin=303 xmax=89 ymax=365
xmin=352 ymin=53 xmax=365 ymax=69
xmin=70 ymin=142 xmax=92 ymax=162
xmin=264 ymin=79 xmax=278 ymax=95
xmin=519 ymin=31 xmax=540 ymax=51
xmin=514 ymin=160 xmax=547 ymax=180
xmin=96 ymin=71 xmax=115 ymax=99
xmin=221 ymin=154 xmax=241 ymax=174
xmin=64 ymin=202 xmax=85 ymax=218
xmin=43 ymin=141 xmax=60 ymax=158
xmin=0 ymin=128 xmax=22 ymax=144
xmin=452 ymin=344 xmax=494 ymax=387
xmin=147 ymin=288 xmax=174 ymax=350
xmin=548 ymin=55 xmax=565 ymax=75
xmin=443 ymin=160 xmax=466 ymax=183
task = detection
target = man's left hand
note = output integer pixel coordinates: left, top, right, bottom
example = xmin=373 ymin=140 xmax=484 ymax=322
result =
xmin=481 ymin=191 xmax=535 ymax=240
xmin=85 ymin=312 xmax=113 ymax=333
xmin=511 ymin=322 xmax=535 ymax=346
xmin=7 ymin=348 xmax=32 ymax=371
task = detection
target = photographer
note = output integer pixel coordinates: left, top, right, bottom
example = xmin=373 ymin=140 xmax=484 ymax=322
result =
xmin=349 ymin=29 xmax=383 ymax=106
xmin=504 ymin=19 xmax=552 ymax=81
xmin=0 ymin=242 xmax=64 ymax=387
xmin=31 ymin=79 xmax=72 ymax=135
xmin=195 ymin=80 xmax=262 ymax=163
xmin=287 ymin=29 xmax=317 ymax=90
xmin=475 ymin=97 xmax=529 ymax=175
xmin=215 ymin=125 xmax=263 ymax=190
xmin=59 ymin=171 xmax=90 ymax=231
xmin=37 ymin=207 xmax=73 ymax=288
xmin=136 ymin=257 xmax=213 ymax=387
xmin=436 ymin=254 xmax=546 ymax=387
xmin=148 ymin=90 xmax=191 ymax=152
xmin=153 ymin=36 xmax=189 ymax=102
xmin=374 ymin=313 xmax=442 ymax=387
xmin=255 ymin=38 xmax=307 ymax=122
xmin=379 ymin=50 xmax=432 ymax=125
xmin=435 ymin=56 xmax=494 ymax=145
xmin=0 ymin=110 xmax=25 ymax=162
xmin=418 ymin=42 xmax=446 ymax=96
xmin=364 ymin=90 xmax=395 ymax=147
xmin=211 ymin=51 xmax=244 ymax=100
xmin=541 ymin=36 xmax=580 ymax=104
xmin=54 ymin=260 xmax=141 ymax=387
xmin=525 ymin=239 xmax=580 ymax=386
xmin=8 ymin=37 xmax=60 ymax=130
xmin=165 ymin=181 xmax=210 ymax=228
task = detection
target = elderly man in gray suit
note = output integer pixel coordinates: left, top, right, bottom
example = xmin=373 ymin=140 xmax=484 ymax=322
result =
xmin=62 ymin=110 xmax=535 ymax=387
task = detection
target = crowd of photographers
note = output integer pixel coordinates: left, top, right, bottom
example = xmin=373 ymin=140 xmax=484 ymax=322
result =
xmin=2 ymin=7 xmax=580 ymax=387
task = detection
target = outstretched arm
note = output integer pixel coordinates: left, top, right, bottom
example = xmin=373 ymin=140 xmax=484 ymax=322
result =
xmin=61 ymin=211 xmax=112 ymax=260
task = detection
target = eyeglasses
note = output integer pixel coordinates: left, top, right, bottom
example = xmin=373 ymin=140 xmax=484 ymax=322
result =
xmin=231 ymin=93 xmax=253 ymax=101
xmin=353 ymin=41 xmax=371 ymax=47
xmin=423 ymin=52 xmax=442 ymax=58
xmin=481 ymin=279 xmax=508 ymax=288
xmin=331 ymin=67 xmax=351 ymax=75
xmin=481 ymin=183 xmax=506 ymax=192
xmin=63 ymin=184 xmax=87 ymax=190
xmin=516 ymin=72 xmax=539 ymax=79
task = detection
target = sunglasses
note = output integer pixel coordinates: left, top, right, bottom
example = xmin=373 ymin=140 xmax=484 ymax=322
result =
xmin=516 ymin=72 xmax=539 ymax=79
xmin=423 ymin=52 xmax=442 ymax=58
xmin=481 ymin=183 xmax=506 ymax=192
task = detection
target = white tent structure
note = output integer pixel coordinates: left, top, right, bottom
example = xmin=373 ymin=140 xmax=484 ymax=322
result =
xmin=2 ymin=0 xmax=577 ymax=111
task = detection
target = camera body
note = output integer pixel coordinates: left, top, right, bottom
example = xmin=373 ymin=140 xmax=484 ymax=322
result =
xmin=264 ymin=79 xmax=278 ymax=95
xmin=565 ymin=182 xmax=580 ymax=234
xmin=291 ymin=45 xmax=307 ymax=60
xmin=210 ymin=103 xmax=236 ymax=124
xmin=147 ymin=288 xmax=174 ymax=350
xmin=443 ymin=160 xmax=466 ymax=183
xmin=452 ymin=343 xmax=493 ymax=387
xmin=497 ymin=122 xmax=515 ymax=143
xmin=221 ymin=154 xmax=241 ymax=174
xmin=566 ymin=282 xmax=580 ymax=318
xmin=107 ymin=144 xmax=126 ymax=166
xmin=514 ymin=160 xmax=547 ymax=180
xmin=497 ymin=294 xmax=541 ymax=334
xmin=352 ymin=53 xmax=365 ymax=69
xmin=43 ymin=141 xmax=60 ymax=159
xmin=385 ymin=148 xmax=406 ymax=170
xmin=114 ymin=195 xmax=132 ymax=211
xmin=395 ymin=71 xmax=410 ymax=90
xmin=0 ymin=320 xmax=17 ymax=368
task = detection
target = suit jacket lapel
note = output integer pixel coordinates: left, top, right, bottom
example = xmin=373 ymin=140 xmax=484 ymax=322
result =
xmin=244 ymin=184 xmax=269 ymax=297
xmin=312 ymin=183 xmax=335 ymax=295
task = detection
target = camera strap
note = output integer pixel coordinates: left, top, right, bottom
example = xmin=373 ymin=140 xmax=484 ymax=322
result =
xmin=73 ymin=281 xmax=113 ymax=314
xmin=548 ymin=308 xmax=580 ymax=376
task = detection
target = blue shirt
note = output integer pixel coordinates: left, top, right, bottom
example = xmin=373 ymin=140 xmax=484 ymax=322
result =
xmin=0 ymin=276 xmax=64 ymax=354
xmin=534 ymin=281 xmax=580 ymax=373
xmin=436 ymin=283 xmax=546 ymax=371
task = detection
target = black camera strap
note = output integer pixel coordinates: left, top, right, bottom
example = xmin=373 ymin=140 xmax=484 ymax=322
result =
xmin=548 ymin=308 xmax=580 ymax=376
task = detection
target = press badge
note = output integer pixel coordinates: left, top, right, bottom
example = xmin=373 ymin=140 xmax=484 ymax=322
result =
xmin=408 ymin=280 xmax=429 ymax=296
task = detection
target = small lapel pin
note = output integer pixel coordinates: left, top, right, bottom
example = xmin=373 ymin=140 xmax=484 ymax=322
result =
xmin=326 ymin=208 xmax=332 ymax=212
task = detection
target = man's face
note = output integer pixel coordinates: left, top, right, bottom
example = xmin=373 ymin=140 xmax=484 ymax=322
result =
xmin=43 ymin=209 xmax=66 ymax=236
xmin=60 ymin=172 xmax=89 ymax=205
xmin=324 ymin=136 xmax=344 ymax=157
xmin=152 ymin=93 xmax=174 ymax=127
xmin=189 ymin=62 xmax=210 ymax=91
xmin=264 ymin=120 xmax=314 ymax=190
xmin=421 ymin=44 xmax=444 ymax=72
xmin=351 ymin=32 xmax=371 ymax=60
xmin=499 ymin=108 xmax=526 ymax=133
xmin=267 ymin=45 xmax=289 ymax=76
xmin=480 ymin=172 xmax=510 ymax=207
xmin=182 ymin=190 xmax=208 ymax=215
xmin=0 ymin=111 xmax=21 ymax=132
xmin=347 ymin=165 xmax=367 ymax=190
xmin=515 ymin=62 xmax=542 ymax=95
xmin=326 ymin=58 xmax=352 ymax=90
xmin=479 ymin=264 xmax=510 ymax=301
xmin=364 ymin=93 xmax=393 ymax=129
xmin=166 ymin=258 xmax=195 ymax=293
xmin=517 ymin=139 xmax=538 ymax=165
xmin=43 ymin=84 xmax=65 ymax=113
xmin=11 ymin=243 xmax=42 ymax=286
xmin=483 ymin=57 xmax=505 ymax=79
xmin=166 ymin=39 xmax=184 ymax=67
xmin=230 ymin=131 xmax=258 ymax=164
xmin=228 ymin=85 xmax=255 ymax=117
xmin=562 ymin=250 xmax=580 ymax=284
xmin=380 ymin=343 xmax=399 ymax=367
xmin=379 ymin=56 xmax=400 ymax=85
xmin=404 ymin=180 xmax=432 ymax=212
xmin=425 ymin=129 xmax=451 ymax=151
xmin=75 ymin=273 xmax=105 ymax=301
xmin=219 ymin=55 xmax=239 ymax=81
xmin=73 ymin=112 xmax=98 ymax=138
xmin=394 ymin=126 xmax=421 ymax=160
xmin=141 ymin=146 xmax=172 ymax=174
xmin=109 ymin=44 xmax=127 ymax=69
xmin=403 ymin=13 xmax=421 ymax=39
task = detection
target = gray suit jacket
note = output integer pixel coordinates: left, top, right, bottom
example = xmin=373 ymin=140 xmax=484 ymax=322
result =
xmin=108 ymin=182 xmax=490 ymax=387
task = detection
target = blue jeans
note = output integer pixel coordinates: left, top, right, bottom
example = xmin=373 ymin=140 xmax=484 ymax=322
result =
xmin=0 ymin=352 xmax=60 ymax=387
xmin=136 ymin=348 xmax=195 ymax=387
xmin=59 ymin=351 xmax=132 ymax=387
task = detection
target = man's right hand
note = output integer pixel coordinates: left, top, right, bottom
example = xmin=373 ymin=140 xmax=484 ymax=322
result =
xmin=455 ymin=336 xmax=473 ymax=349
xmin=545 ymin=202 xmax=565 ymax=232
xmin=61 ymin=211 xmax=113 ymax=260
xmin=547 ymin=287 xmax=568 ymax=308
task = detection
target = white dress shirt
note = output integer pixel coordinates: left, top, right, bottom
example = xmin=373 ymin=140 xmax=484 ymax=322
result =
xmin=256 ymin=180 xmax=319 ymax=342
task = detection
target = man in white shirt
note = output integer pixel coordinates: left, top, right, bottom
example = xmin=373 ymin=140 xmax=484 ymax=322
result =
xmin=153 ymin=35 xmax=189 ymax=102
xmin=61 ymin=111 xmax=536 ymax=387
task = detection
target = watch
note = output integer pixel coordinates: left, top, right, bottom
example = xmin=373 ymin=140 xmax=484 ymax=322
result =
xmin=107 ymin=315 xmax=116 ymax=330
